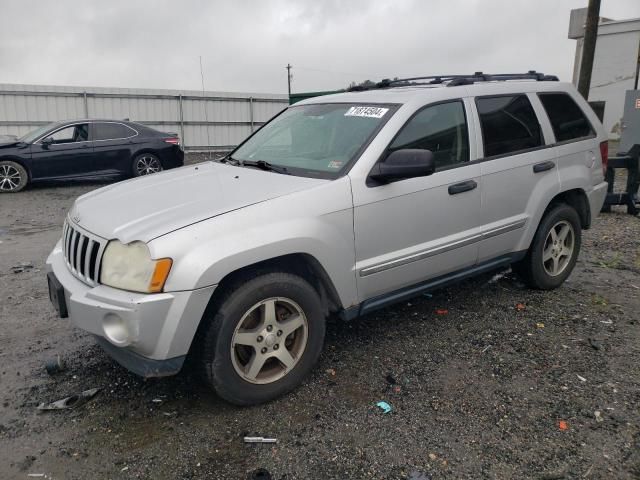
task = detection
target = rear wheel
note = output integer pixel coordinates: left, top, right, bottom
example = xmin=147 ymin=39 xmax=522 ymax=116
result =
xmin=197 ymin=272 xmax=326 ymax=405
xmin=132 ymin=153 xmax=162 ymax=176
xmin=0 ymin=161 xmax=28 ymax=193
xmin=513 ymin=204 xmax=581 ymax=290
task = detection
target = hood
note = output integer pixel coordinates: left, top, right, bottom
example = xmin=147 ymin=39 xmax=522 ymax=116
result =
xmin=0 ymin=136 xmax=19 ymax=148
xmin=71 ymin=162 xmax=327 ymax=243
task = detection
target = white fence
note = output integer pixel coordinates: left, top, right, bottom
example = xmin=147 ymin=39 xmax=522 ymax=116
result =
xmin=0 ymin=84 xmax=289 ymax=150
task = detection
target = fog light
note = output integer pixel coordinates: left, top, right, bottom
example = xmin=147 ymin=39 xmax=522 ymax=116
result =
xmin=103 ymin=313 xmax=131 ymax=346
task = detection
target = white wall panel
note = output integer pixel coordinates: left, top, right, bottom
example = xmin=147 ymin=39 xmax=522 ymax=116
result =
xmin=0 ymin=83 xmax=288 ymax=149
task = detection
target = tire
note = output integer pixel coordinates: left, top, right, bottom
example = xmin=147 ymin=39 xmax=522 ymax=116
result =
xmin=197 ymin=272 xmax=326 ymax=405
xmin=513 ymin=204 xmax=582 ymax=290
xmin=0 ymin=160 xmax=28 ymax=193
xmin=132 ymin=153 xmax=163 ymax=177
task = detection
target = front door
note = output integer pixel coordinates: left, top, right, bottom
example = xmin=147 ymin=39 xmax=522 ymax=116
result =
xmin=352 ymin=99 xmax=482 ymax=302
xmin=30 ymin=123 xmax=94 ymax=179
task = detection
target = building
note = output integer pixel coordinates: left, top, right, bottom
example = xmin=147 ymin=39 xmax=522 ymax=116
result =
xmin=568 ymin=8 xmax=640 ymax=139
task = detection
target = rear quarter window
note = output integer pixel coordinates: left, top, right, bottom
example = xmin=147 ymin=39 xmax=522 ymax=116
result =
xmin=538 ymin=93 xmax=594 ymax=143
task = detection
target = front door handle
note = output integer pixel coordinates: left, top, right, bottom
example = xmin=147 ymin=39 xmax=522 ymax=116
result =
xmin=533 ymin=161 xmax=555 ymax=173
xmin=448 ymin=180 xmax=477 ymax=195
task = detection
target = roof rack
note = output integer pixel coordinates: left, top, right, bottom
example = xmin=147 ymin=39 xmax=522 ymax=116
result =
xmin=348 ymin=71 xmax=559 ymax=91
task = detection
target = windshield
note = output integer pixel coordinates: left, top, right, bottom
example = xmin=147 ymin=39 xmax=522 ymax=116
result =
xmin=18 ymin=123 xmax=58 ymax=143
xmin=231 ymin=103 xmax=396 ymax=178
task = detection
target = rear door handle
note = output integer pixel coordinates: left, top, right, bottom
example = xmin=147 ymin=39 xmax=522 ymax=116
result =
xmin=533 ymin=161 xmax=555 ymax=173
xmin=448 ymin=180 xmax=477 ymax=195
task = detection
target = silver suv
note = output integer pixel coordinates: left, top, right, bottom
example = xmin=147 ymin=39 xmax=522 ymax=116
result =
xmin=46 ymin=73 xmax=608 ymax=405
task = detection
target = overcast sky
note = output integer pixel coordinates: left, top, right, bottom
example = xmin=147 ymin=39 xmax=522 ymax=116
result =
xmin=1 ymin=0 xmax=638 ymax=95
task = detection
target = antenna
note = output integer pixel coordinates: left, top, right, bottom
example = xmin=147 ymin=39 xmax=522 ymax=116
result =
xmin=200 ymin=56 xmax=212 ymax=160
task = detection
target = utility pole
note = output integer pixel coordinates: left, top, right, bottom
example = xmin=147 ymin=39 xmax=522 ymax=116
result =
xmin=286 ymin=64 xmax=292 ymax=96
xmin=577 ymin=0 xmax=601 ymax=99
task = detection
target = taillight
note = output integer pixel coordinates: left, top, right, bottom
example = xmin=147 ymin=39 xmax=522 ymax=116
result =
xmin=599 ymin=141 xmax=608 ymax=176
xmin=164 ymin=137 xmax=180 ymax=145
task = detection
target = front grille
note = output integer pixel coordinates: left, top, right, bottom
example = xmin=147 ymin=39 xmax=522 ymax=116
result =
xmin=62 ymin=221 xmax=106 ymax=286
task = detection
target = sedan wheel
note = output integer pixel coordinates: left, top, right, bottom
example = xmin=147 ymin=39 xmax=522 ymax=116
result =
xmin=133 ymin=154 xmax=162 ymax=176
xmin=0 ymin=161 xmax=28 ymax=193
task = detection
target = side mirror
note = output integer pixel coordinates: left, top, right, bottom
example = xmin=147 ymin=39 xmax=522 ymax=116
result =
xmin=369 ymin=149 xmax=435 ymax=183
xmin=41 ymin=136 xmax=54 ymax=146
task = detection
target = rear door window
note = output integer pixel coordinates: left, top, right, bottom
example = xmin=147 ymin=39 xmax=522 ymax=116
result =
xmin=476 ymin=95 xmax=542 ymax=157
xmin=93 ymin=123 xmax=136 ymax=141
xmin=538 ymin=93 xmax=594 ymax=142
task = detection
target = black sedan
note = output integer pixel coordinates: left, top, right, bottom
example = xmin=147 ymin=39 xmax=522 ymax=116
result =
xmin=0 ymin=119 xmax=184 ymax=192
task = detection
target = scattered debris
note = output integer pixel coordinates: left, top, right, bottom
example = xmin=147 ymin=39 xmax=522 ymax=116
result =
xmin=588 ymin=338 xmax=602 ymax=351
xmin=536 ymin=322 xmax=545 ymax=329
xmin=600 ymin=319 xmax=613 ymax=325
xmin=488 ymin=272 xmax=506 ymax=284
xmin=408 ymin=471 xmax=432 ymax=480
xmin=515 ymin=303 xmax=526 ymax=311
xmin=385 ymin=374 xmax=397 ymax=385
xmin=243 ymin=437 xmax=277 ymax=444
xmin=44 ymin=355 xmax=65 ymax=375
xmin=376 ymin=401 xmax=392 ymax=414
xmin=577 ymin=375 xmax=587 ymax=382
xmin=428 ymin=452 xmax=437 ymax=460
xmin=435 ymin=309 xmax=448 ymax=315
xmin=422 ymin=293 xmax=433 ymax=298
xmin=481 ymin=345 xmax=492 ymax=353
xmin=594 ymin=411 xmax=604 ymax=423
xmin=120 ymin=466 xmax=129 ymax=472
xmin=248 ymin=468 xmax=272 ymax=480
xmin=37 ymin=388 xmax=100 ymax=411
xmin=152 ymin=398 xmax=163 ymax=403
xmin=11 ymin=262 xmax=34 ymax=274
xmin=325 ymin=368 xmax=336 ymax=376
xmin=558 ymin=420 xmax=569 ymax=431
xmin=27 ymin=475 xmax=45 ymax=478
xmin=393 ymin=386 xmax=401 ymax=394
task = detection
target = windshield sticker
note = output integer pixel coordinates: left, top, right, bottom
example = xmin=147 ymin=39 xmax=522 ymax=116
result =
xmin=344 ymin=106 xmax=389 ymax=119
xmin=327 ymin=160 xmax=343 ymax=169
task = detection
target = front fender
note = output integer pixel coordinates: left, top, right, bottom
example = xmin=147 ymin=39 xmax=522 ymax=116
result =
xmin=149 ymin=176 xmax=358 ymax=308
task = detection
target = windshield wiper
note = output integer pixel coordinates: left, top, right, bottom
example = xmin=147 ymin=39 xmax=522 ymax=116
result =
xmin=218 ymin=153 xmax=240 ymax=165
xmin=241 ymin=160 xmax=290 ymax=175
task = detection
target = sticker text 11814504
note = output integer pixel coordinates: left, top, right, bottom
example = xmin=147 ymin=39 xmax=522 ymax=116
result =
xmin=344 ymin=106 xmax=389 ymax=119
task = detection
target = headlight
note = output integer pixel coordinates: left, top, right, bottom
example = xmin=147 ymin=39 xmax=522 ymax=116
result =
xmin=100 ymin=240 xmax=172 ymax=293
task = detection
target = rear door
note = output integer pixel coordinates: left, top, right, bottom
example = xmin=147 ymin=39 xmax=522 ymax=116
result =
xmin=473 ymin=93 xmax=559 ymax=263
xmin=30 ymin=123 xmax=94 ymax=179
xmin=91 ymin=122 xmax=139 ymax=174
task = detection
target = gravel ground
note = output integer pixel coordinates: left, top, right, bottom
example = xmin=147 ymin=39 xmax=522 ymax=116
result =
xmin=0 ymin=157 xmax=639 ymax=479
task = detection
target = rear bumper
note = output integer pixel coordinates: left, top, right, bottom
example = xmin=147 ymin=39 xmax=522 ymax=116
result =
xmin=46 ymin=240 xmax=215 ymax=377
xmin=588 ymin=181 xmax=608 ymax=222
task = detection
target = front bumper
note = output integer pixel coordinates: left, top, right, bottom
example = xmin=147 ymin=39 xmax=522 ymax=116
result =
xmin=46 ymin=240 xmax=215 ymax=377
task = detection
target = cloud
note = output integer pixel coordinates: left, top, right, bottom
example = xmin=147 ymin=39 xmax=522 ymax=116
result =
xmin=0 ymin=0 xmax=638 ymax=93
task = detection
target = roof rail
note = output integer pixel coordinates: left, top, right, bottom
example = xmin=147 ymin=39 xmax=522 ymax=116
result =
xmin=349 ymin=71 xmax=559 ymax=91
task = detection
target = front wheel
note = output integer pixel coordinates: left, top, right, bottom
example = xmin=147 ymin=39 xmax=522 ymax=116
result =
xmin=0 ymin=160 xmax=28 ymax=193
xmin=513 ymin=204 xmax=582 ymax=290
xmin=197 ymin=272 xmax=326 ymax=405
xmin=132 ymin=153 xmax=163 ymax=177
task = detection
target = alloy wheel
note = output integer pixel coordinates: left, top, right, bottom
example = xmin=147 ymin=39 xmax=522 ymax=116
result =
xmin=0 ymin=164 xmax=22 ymax=191
xmin=230 ymin=297 xmax=308 ymax=384
xmin=136 ymin=156 xmax=162 ymax=175
xmin=542 ymin=220 xmax=575 ymax=276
